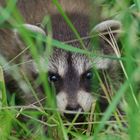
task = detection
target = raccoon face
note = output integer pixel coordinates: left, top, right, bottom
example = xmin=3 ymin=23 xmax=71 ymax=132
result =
xmin=47 ymin=52 xmax=115 ymax=120
xmin=15 ymin=20 xmax=121 ymax=121
xmin=46 ymin=20 xmax=121 ymax=121
xmin=47 ymin=51 xmax=95 ymax=119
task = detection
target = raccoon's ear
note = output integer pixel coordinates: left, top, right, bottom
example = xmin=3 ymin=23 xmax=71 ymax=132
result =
xmin=92 ymin=20 xmax=121 ymax=54
xmin=93 ymin=20 xmax=121 ymax=35
xmin=91 ymin=20 xmax=121 ymax=69
xmin=13 ymin=24 xmax=46 ymax=74
xmin=13 ymin=24 xmax=46 ymax=49
xmin=14 ymin=24 xmax=46 ymax=36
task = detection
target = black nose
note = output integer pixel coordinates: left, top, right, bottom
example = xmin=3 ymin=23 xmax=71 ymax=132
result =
xmin=66 ymin=104 xmax=81 ymax=111
xmin=64 ymin=104 xmax=85 ymax=122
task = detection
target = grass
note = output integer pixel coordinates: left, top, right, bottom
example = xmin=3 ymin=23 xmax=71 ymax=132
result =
xmin=0 ymin=0 xmax=140 ymax=140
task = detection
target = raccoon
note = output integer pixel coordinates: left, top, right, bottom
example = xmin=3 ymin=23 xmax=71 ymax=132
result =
xmin=0 ymin=0 xmax=121 ymax=121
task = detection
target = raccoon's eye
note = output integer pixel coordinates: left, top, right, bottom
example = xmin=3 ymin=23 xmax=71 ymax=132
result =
xmin=48 ymin=73 xmax=60 ymax=82
xmin=85 ymin=71 xmax=93 ymax=80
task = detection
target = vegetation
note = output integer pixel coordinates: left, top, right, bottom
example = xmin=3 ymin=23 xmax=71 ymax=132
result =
xmin=0 ymin=0 xmax=140 ymax=139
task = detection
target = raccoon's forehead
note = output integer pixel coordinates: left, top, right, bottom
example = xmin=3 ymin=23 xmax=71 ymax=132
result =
xmin=47 ymin=49 xmax=92 ymax=76
xmin=71 ymin=53 xmax=92 ymax=74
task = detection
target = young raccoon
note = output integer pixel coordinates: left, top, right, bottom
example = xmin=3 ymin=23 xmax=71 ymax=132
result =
xmin=0 ymin=0 xmax=121 ymax=121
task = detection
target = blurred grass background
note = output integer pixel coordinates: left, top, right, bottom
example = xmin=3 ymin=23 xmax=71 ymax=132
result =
xmin=0 ymin=0 xmax=140 ymax=140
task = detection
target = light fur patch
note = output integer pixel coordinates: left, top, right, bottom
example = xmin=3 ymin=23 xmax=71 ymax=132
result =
xmin=57 ymin=58 xmax=67 ymax=77
xmin=77 ymin=90 xmax=95 ymax=112
xmin=72 ymin=54 xmax=92 ymax=75
xmin=47 ymin=54 xmax=67 ymax=77
xmin=56 ymin=92 xmax=68 ymax=114
xmin=94 ymin=57 xmax=112 ymax=69
xmin=47 ymin=59 xmax=67 ymax=76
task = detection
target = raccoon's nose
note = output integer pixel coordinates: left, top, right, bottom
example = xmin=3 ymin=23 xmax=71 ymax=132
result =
xmin=64 ymin=104 xmax=85 ymax=121
xmin=66 ymin=104 xmax=81 ymax=111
